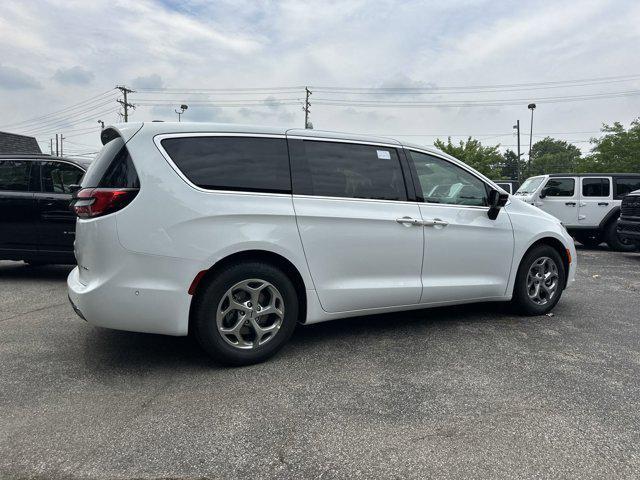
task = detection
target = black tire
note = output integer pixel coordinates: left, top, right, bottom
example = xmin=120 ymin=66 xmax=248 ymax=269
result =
xmin=574 ymin=233 xmax=602 ymax=248
xmin=192 ymin=262 xmax=299 ymax=366
xmin=605 ymin=220 xmax=637 ymax=252
xmin=512 ymin=244 xmax=566 ymax=316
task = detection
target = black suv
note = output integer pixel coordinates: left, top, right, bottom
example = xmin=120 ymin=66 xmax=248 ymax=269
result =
xmin=617 ymin=190 xmax=640 ymax=249
xmin=0 ymin=154 xmax=89 ymax=264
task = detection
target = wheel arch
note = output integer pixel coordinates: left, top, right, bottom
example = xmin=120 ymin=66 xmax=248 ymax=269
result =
xmin=598 ymin=206 xmax=621 ymax=230
xmin=188 ymin=249 xmax=308 ymax=334
xmin=518 ymin=237 xmax=571 ymax=290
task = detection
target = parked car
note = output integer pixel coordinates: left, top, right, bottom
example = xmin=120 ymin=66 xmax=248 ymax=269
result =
xmin=0 ymin=154 xmax=88 ymax=264
xmin=515 ymin=173 xmax=640 ymax=251
xmin=617 ymin=189 xmax=640 ymax=248
xmin=68 ymin=123 xmax=576 ymax=365
xmin=493 ymin=179 xmax=520 ymax=194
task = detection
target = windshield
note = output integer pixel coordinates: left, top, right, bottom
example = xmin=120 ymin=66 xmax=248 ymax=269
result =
xmin=516 ymin=177 xmax=544 ymax=195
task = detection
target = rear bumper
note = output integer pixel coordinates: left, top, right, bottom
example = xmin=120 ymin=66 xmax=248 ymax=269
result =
xmin=617 ymin=219 xmax=640 ymax=241
xmin=67 ymin=252 xmax=198 ymax=336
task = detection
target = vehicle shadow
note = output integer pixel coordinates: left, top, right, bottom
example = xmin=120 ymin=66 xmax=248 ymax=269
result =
xmin=0 ymin=261 xmax=74 ymax=281
xmin=79 ymin=301 xmax=514 ymax=372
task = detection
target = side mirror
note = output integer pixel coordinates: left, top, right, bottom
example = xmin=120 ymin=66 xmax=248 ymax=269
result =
xmin=69 ymin=184 xmax=82 ymax=194
xmin=539 ymin=188 xmax=547 ymax=199
xmin=488 ymin=189 xmax=509 ymax=220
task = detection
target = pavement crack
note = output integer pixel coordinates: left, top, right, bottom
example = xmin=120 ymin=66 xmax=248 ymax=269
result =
xmin=0 ymin=301 xmax=68 ymax=323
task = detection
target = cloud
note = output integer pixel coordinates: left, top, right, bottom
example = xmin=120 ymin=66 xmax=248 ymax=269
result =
xmin=0 ymin=65 xmax=42 ymax=90
xmin=131 ymin=73 xmax=164 ymax=90
xmin=52 ymin=66 xmax=94 ymax=85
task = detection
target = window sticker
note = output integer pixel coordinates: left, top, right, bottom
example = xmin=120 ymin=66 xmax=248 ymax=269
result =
xmin=377 ymin=150 xmax=391 ymax=160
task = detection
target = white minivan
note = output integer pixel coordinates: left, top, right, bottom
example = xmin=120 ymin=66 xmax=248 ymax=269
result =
xmin=515 ymin=173 xmax=640 ymax=251
xmin=68 ymin=123 xmax=576 ymax=365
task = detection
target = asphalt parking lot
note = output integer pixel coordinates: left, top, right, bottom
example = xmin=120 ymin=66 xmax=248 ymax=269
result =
xmin=1 ymin=247 xmax=640 ymax=479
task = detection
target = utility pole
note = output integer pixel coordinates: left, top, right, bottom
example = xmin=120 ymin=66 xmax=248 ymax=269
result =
xmin=50 ymin=138 xmax=53 ymax=155
xmin=60 ymin=134 xmax=64 ymax=156
xmin=303 ymin=87 xmax=312 ymax=129
xmin=55 ymin=134 xmax=59 ymax=156
xmin=116 ymin=85 xmax=135 ymax=122
xmin=513 ymin=120 xmax=521 ymax=181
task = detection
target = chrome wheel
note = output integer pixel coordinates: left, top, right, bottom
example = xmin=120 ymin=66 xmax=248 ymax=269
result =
xmin=216 ymin=278 xmax=285 ymax=349
xmin=526 ymin=256 xmax=559 ymax=306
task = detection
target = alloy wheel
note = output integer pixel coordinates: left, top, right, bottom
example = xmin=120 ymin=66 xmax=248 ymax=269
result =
xmin=216 ymin=278 xmax=285 ymax=349
xmin=526 ymin=256 xmax=559 ymax=306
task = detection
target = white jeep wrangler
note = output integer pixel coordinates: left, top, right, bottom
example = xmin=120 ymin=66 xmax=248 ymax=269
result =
xmin=515 ymin=173 xmax=640 ymax=251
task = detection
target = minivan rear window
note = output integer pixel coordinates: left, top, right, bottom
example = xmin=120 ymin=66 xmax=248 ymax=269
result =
xmin=160 ymin=136 xmax=291 ymax=193
xmin=81 ymin=137 xmax=139 ymax=188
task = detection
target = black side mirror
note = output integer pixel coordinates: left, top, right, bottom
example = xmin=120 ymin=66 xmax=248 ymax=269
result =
xmin=539 ymin=188 xmax=547 ymax=199
xmin=69 ymin=184 xmax=82 ymax=194
xmin=488 ymin=189 xmax=509 ymax=220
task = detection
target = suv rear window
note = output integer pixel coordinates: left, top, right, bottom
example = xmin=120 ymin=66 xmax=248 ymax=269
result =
xmin=614 ymin=177 xmax=640 ymax=199
xmin=160 ymin=136 xmax=290 ymax=193
xmin=582 ymin=178 xmax=610 ymax=197
xmin=81 ymin=137 xmax=139 ymax=188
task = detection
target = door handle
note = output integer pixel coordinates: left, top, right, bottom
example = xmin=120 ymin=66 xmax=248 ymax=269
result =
xmin=395 ymin=217 xmax=422 ymax=226
xmin=565 ymin=202 xmax=576 ymax=206
xmin=422 ymin=218 xmax=449 ymax=227
xmin=598 ymin=202 xmax=609 ymax=206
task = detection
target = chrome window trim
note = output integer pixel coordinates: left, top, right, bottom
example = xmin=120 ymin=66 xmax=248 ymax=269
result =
xmin=404 ymin=147 xmax=494 ymax=209
xmin=286 ymin=135 xmax=400 ymax=149
xmin=153 ymin=132 xmax=292 ymax=198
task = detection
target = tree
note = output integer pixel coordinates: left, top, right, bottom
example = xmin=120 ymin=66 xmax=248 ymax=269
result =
xmin=580 ymin=119 xmax=640 ymax=173
xmin=525 ymin=137 xmax=581 ymax=176
xmin=502 ymin=149 xmax=526 ymax=181
xmin=433 ymin=137 xmax=505 ymax=178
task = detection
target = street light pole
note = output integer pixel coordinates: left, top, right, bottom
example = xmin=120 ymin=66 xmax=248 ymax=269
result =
xmin=528 ymin=103 xmax=536 ymax=160
xmin=175 ymin=104 xmax=189 ymax=122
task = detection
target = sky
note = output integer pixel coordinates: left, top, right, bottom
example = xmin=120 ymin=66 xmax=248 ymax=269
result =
xmin=0 ymin=0 xmax=639 ymax=159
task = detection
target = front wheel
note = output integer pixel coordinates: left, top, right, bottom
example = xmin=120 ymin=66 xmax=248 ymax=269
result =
xmin=605 ymin=221 xmax=637 ymax=252
xmin=192 ymin=262 xmax=299 ymax=366
xmin=512 ymin=245 xmax=566 ymax=315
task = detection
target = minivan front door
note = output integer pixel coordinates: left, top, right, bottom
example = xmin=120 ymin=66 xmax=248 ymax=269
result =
xmin=35 ymin=161 xmax=85 ymax=254
xmin=289 ymin=138 xmax=423 ymax=313
xmin=406 ymin=150 xmax=514 ymax=303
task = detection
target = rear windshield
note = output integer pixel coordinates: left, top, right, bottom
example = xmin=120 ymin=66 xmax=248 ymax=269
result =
xmin=81 ymin=137 xmax=139 ymax=188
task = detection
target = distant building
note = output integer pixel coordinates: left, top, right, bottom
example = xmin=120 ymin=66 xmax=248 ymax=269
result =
xmin=0 ymin=131 xmax=42 ymax=154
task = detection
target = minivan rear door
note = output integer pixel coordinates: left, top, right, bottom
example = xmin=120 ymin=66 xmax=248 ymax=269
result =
xmin=288 ymin=137 xmax=423 ymax=313
xmin=0 ymin=160 xmax=39 ymax=254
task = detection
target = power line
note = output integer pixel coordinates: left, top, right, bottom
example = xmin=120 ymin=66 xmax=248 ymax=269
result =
xmin=0 ymin=89 xmax=117 ymax=130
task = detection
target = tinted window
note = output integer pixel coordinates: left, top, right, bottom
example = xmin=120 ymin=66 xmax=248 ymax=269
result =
xmin=41 ymin=162 xmax=84 ymax=193
xmin=161 ymin=136 xmax=290 ymax=193
xmin=81 ymin=137 xmax=138 ymax=189
xmin=0 ymin=160 xmax=31 ymax=192
xmin=408 ymin=151 xmax=487 ymax=206
xmin=291 ymin=140 xmax=406 ymax=201
xmin=544 ymin=178 xmax=575 ymax=197
xmin=582 ymin=178 xmax=610 ymax=197
xmin=614 ymin=177 xmax=640 ymax=199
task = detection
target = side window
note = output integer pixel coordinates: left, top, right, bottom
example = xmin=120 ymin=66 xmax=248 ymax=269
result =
xmin=407 ymin=151 xmax=487 ymax=206
xmin=41 ymin=162 xmax=84 ymax=194
xmin=0 ymin=160 xmax=31 ymax=192
xmin=614 ymin=178 xmax=640 ymax=199
xmin=544 ymin=178 xmax=575 ymax=197
xmin=582 ymin=178 xmax=610 ymax=197
xmin=291 ymin=140 xmax=406 ymax=201
xmin=161 ymin=136 xmax=290 ymax=193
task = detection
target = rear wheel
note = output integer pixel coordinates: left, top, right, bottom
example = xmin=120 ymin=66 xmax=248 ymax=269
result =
xmin=512 ymin=245 xmax=566 ymax=315
xmin=605 ymin=220 xmax=637 ymax=252
xmin=192 ymin=262 xmax=299 ymax=366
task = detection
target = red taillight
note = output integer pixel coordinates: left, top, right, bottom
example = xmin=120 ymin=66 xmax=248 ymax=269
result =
xmin=72 ymin=188 xmax=138 ymax=219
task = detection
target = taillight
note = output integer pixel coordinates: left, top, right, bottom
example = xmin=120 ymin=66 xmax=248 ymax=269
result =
xmin=71 ymin=188 xmax=138 ymax=219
